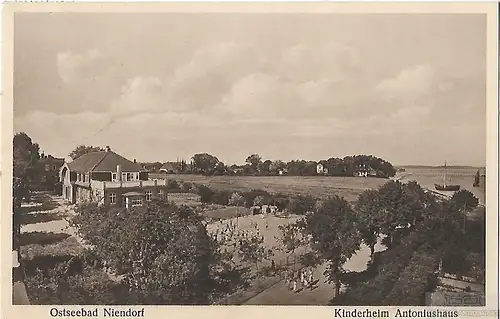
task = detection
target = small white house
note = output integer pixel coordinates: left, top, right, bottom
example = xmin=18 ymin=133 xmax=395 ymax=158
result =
xmin=317 ymin=163 xmax=328 ymax=174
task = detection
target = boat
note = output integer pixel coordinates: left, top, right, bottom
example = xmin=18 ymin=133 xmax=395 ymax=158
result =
xmin=434 ymin=161 xmax=461 ymax=191
xmin=473 ymin=170 xmax=480 ymax=187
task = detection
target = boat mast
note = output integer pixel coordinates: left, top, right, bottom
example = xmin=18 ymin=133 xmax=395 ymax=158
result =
xmin=443 ymin=161 xmax=447 ymax=187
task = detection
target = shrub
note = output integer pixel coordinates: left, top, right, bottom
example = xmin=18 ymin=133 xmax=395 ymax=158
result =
xmin=167 ymin=180 xmax=181 ymax=192
xmin=273 ymin=196 xmax=290 ymax=211
xmin=25 ymin=259 xmax=127 ymax=305
xmin=228 ymin=192 xmax=245 ymax=207
xmin=180 ymin=181 xmax=196 ymax=193
xmin=198 ymin=185 xmax=215 ymax=203
xmin=286 ymin=195 xmax=316 ymax=215
xmin=242 ymin=189 xmax=270 ymax=208
xmin=212 ymin=190 xmax=231 ymax=206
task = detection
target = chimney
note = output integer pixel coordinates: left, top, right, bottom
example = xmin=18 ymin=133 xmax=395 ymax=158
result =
xmin=106 ymin=146 xmax=111 ymax=152
xmin=134 ymin=159 xmax=136 ymax=164
xmin=117 ymin=165 xmax=122 ymax=181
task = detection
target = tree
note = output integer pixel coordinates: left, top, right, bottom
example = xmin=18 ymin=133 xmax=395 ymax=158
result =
xmin=376 ymin=181 xmax=420 ymax=247
xmin=355 ymin=189 xmax=382 ymax=259
xmin=276 ymin=221 xmax=306 ymax=269
xmin=269 ymin=160 xmax=286 ymax=175
xmin=253 ymin=195 xmax=265 ymax=207
xmin=259 ymin=160 xmax=273 ymax=176
xmin=213 ymin=162 xmax=227 ymax=176
xmin=13 ymin=132 xmax=40 ymax=250
xmin=228 ymin=192 xmax=245 ymax=225
xmin=191 ymin=153 xmax=220 ymax=174
xmin=304 ymin=196 xmax=361 ymax=296
xmin=450 ymin=190 xmax=479 ymax=232
xmin=69 ymin=145 xmax=106 ymax=160
xmin=237 ymin=234 xmax=273 ymax=272
xmin=70 ymin=200 xmax=219 ymax=304
xmin=245 ymin=154 xmax=262 ymax=175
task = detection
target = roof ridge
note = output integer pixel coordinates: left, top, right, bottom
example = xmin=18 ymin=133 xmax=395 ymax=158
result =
xmin=88 ymin=151 xmax=110 ymax=172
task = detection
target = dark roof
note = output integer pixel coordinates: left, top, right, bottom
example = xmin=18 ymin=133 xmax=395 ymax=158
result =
xmin=67 ymin=151 xmax=143 ymax=173
xmin=39 ymin=156 xmax=65 ymax=164
xmin=160 ymin=162 xmax=180 ymax=171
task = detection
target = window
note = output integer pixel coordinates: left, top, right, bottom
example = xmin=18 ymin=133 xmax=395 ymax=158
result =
xmin=135 ymin=172 xmax=140 ymax=180
xmin=112 ymin=173 xmax=117 ymax=182
xmin=77 ymin=173 xmax=81 ymax=182
xmin=126 ymin=173 xmax=133 ymax=181
xmin=82 ymin=174 xmax=86 ymax=183
xmin=158 ymin=189 xmax=164 ymax=199
xmin=145 ymin=191 xmax=152 ymax=201
xmin=122 ymin=196 xmax=126 ymax=207
xmin=122 ymin=173 xmax=127 ymax=182
xmin=52 ymin=165 xmax=57 ymax=171
xmin=131 ymin=198 xmax=143 ymax=207
xmin=45 ymin=164 xmax=50 ymax=171
xmin=109 ymin=193 xmax=116 ymax=205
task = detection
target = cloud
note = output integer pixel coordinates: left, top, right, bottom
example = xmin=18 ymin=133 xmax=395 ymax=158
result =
xmin=375 ymin=64 xmax=439 ymax=102
xmin=56 ymin=50 xmax=107 ymax=83
xmin=166 ymin=42 xmax=267 ymax=112
xmin=109 ymin=77 xmax=165 ymax=118
xmin=279 ymin=42 xmax=361 ymax=82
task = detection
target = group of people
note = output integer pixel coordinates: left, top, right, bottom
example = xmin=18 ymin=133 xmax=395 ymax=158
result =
xmin=284 ymin=268 xmax=315 ymax=292
xmin=214 ymin=219 xmax=263 ymax=245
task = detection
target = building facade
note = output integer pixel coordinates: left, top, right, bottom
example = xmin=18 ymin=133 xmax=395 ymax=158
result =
xmin=59 ymin=148 xmax=168 ymax=207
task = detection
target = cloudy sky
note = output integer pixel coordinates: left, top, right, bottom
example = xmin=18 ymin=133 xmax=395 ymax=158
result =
xmin=13 ymin=13 xmax=486 ymax=166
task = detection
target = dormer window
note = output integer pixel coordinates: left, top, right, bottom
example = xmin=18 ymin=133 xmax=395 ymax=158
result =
xmin=112 ymin=173 xmax=117 ymax=182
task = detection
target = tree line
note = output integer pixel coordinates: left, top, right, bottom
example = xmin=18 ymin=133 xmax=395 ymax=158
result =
xmin=179 ymin=153 xmax=396 ymax=178
xmin=68 ymin=145 xmax=397 ymax=178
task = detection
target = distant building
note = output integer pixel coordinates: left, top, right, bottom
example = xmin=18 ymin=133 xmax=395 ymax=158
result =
xmin=355 ymin=164 xmax=377 ymax=177
xmin=59 ymin=147 xmax=168 ymax=207
xmin=159 ymin=162 xmax=182 ymax=174
xmin=141 ymin=162 xmax=163 ymax=173
xmin=34 ymin=154 xmax=64 ymax=190
xmin=316 ymin=163 xmax=328 ymax=175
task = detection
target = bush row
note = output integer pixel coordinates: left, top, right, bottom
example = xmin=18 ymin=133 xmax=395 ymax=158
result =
xmin=193 ymin=183 xmax=316 ymax=215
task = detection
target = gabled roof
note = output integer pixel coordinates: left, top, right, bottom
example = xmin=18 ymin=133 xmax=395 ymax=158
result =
xmin=67 ymin=151 xmax=143 ymax=173
xmin=160 ymin=162 xmax=180 ymax=171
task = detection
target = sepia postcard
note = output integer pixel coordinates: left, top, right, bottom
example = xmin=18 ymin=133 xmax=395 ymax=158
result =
xmin=1 ymin=2 xmax=499 ymax=319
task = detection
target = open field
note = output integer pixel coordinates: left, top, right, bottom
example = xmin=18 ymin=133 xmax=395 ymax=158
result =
xmin=151 ymin=174 xmax=387 ymax=202
xmin=152 ymin=166 xmax=485 ymax=205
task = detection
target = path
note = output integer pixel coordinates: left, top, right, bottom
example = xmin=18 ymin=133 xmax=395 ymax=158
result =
xmin=243 ymin=240 xmax=387 ymax=305
xmin=20 ymin=192 xmax=90 ymax=249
